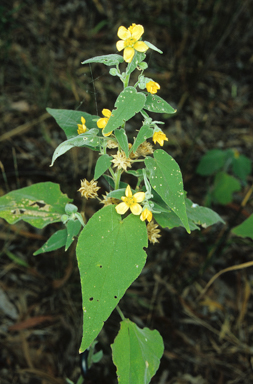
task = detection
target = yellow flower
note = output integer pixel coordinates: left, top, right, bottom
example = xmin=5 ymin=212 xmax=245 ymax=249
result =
xmin=152 ymin=131 xmax=168 ymax=146
xmin=111 ymin=150 xmax=132 ymax=171
xmin=115 ymin=185 xmax=145 ymax=215
xmin=78 ymin=179 xmax=100 ymax=199
xmin=140 ymin=208 xmax=152 ymax=222
xmin=116 ymin=23 xmax=149 ymax=63
xmin=97 ymin=109 xmax=112 ymax=136
xmin=147 ymin=220 xmax=161 ymax=244
xmin=146 ymin=80 xmax=160 ymax=94
xmin=77 ymin=116 xmax=87 ymax=134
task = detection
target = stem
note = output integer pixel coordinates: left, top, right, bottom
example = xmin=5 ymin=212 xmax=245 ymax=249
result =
xmin=123 ymin=72 xmax=130 ymax=89
xmin=108 ymin=166 xmax=115 ymax=179
xmin=114 ymin=169 xmax=122 ymax=190
xmin=116 ymin=305 xmax=126 ymax=321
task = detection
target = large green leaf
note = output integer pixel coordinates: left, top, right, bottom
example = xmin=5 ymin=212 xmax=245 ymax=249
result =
xmin=50 ymin=129 xmax=100 ymax=166
xmin=0 ymin=182 xmax=71 ymax=228
xmin=112 ymin=319 xmax=164 ymax=384
xmin=143 ymin=93 xmax=176 ymax=114
xmin=231 ymin=214 xmax=253 ymax=240
xmin=145 ymin=149 xmax=190 ymax=233
xmin=82 ymin=54 xmax=124 ymax=67
xmin=47 ymin=108 xmax=99 ymax=139
xmin=76 ymin=205 xmax=148 ymax=352
xmin=103 ymin=87 xmax=146 ymax=135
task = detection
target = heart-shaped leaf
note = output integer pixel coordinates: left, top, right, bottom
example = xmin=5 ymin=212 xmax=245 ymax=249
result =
xmin=76 ymin=205 xmax=148 ymax=352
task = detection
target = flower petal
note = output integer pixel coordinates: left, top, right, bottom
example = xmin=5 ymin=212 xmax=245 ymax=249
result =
xmin=125 ymin=185 xmax=132 ymax=198
xmin=130 ymin=203 xmax=142 ymax=215
xmin=102 ymin=129 xmax=112 ymax=137
xmin=134 ymin=41 xmax=149 ymax=53
xmin=102 ymin=109 xmax=112 ymax=118
xmin=131 ymin=24 xmax=144 ymax=40
xmin=97 ymin=118 xmax=108 ymax=129
xmin=133 ymin=192 xmax=145 ymax=203
xmin=123 ymin=47 xmax=135 ymax=63
xmin=117 ymin=26 xmax=131 ymax=40
xmin=140 ymin=208 xmax=152 ymax=222
xmin=81 ymin=116 xmax=86 ymax=124
xmin=116 ymin=40 xmax=126 ymax=52
xmin=152 ymin=131 xmax=168 ymax=146
xmin=115 ymin=202 xmax=129 ymax=215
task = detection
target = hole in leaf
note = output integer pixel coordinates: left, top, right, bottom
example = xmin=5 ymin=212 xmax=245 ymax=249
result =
xmin=114 ymin=296 xmax=117 ymax=299
xmin=89 ymin=297 xmax=94 ymax=301
xmin=29 ymin=201 xmax=46 ymax=208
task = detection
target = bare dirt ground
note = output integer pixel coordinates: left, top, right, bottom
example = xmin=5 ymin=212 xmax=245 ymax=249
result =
xmin=0 ymin=1 xmax=253 ymax=383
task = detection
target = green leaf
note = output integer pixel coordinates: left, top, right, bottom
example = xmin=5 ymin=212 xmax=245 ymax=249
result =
xmin=143 ymin=93 xmax=176 ymax=114
xmin=66 ymin=220 xmax=82 ymax=250
xmin=82 ymin=54 xmax=124 ymax=67
xmin=5 ymin=250 xmax=30 ymax=267
xmin=46 ymin=108 xmax=99 ymax=139
xmin=114 ymin=128 xmax=129 ymax=157
xmin=154 ymin=198 xmax=225 ymax=231
xmin=130 ymin=125 xmax=154 ymax=154
xmin=185 ymin=198 xmax=225 ymax=228
xmin=213 ymin=171 xmax=241 ymax=204
xmin=94 ymin=154 xmax=112 ymax=180
xmin=232 ymin=154 xmax=252 ymax=182
xmin=107 ymin=187 xmax=139 ymax=200
xmin=34 ymin=229 xmax=67 ymax=255
xmin=144 ymin=41 xmax=163 ymax=54
xmin=145 ymin=149 xmax=190 ymax=233
xmin=103 ymin=87 xmax=146 ymax=135
xmin=126 ymin=169 xmax=144 ymax=178
xmin=50 ymin=129 xmax=100 ymax=166
xmin=0 ymin=182 xmax=71 ymax=229
xmin=231 ymin=214 xmax=253 ymax=240
xmin=112 ymin=319 xmax=164 ymax=384
xmin=76 ymin=205 xmax=148 ymax=352
xmin=126 ymin=51 xmax=146 ymax=75
xmin=102 ymin=174 xmax=115 ymax=189
xmin=196 ymin=149 xmax=227 ymax=176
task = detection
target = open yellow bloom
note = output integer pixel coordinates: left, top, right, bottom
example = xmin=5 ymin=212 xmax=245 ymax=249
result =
xmin=115 ymin=185 xmax=145 ymax=215
xmin=140 ymin=208 xmax=152 ymax=222
xmin=146 ymin=81 xmax=160 ymax=94
xmin=116 ymin=23 xmax=149 ymax=63
xmin=77 ymin=116 xmax=87 ymax=134
xmin=153 ymin=131 xmax=168 ymax=146
xmin=97 ymin=109 xmax=112 ymax=136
